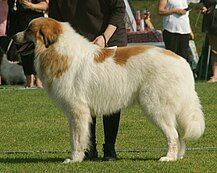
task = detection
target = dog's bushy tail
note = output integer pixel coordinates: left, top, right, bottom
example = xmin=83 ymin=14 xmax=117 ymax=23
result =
xmin=179 ymin=91 xmax=205 ymax=140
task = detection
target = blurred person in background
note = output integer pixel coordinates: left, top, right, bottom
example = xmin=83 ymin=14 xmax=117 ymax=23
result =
xmin=200 ymin=0 xmax=217 ymax=83
xmin=0 ymin=0 xmax=8 ymax=85
xmin=7 ymin=0 xmax=49 ymax=88
xmin=158 ymin=0 xmax=194 ymax=67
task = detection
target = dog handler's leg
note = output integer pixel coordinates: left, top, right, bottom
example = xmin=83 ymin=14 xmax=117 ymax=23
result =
xmin=64 ymin=104 xmax=92 ymax=163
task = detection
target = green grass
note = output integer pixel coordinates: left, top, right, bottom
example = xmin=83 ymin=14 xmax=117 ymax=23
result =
xmin=0 ymin=82 xmax=216 ymax=172
xmin=132 ymin=0 xmax=205 ymax=54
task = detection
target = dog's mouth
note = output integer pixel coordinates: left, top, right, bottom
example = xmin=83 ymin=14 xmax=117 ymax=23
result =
xmin=17 ymin=42 xmax=35 ymax=56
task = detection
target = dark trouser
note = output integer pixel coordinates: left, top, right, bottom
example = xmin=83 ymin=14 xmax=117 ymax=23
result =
xmin=21 ymin=53 xmax=36 ymax=76
xmin=163 ymin=30 xmax=190 ymax=63
xmin=89 ymin=111 xmax=120 ymax=148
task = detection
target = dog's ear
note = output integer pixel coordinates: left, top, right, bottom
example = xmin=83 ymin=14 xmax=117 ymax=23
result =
xmin=39 ymin=27 xmax=59 ymax=48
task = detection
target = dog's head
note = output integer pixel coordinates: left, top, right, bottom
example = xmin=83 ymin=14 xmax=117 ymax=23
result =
xmin=13 ymin=17 xmax=63 ymax=49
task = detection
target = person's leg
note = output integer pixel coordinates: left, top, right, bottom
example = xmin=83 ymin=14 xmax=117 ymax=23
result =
xmin=212 ymin=54 xmax=217 ymax=77
xmin=84 ymin=117 xmax=98 ymax=159
xmin=177 ymin=33 xmax=190 ymax=64
xmin=21 ymin=53 xmax=37 ymax=87
xmin=207 ymin=52 xmax=217 ymax=82
xmin=21 ymin=55 xmax=35 ymax=87
xmin=25 ymin=74 xmax=35 ymax=87
xmin=35 ymin=76 xmax=43 ymax=88
xmin=163 ymin=30 xmax=178 ymax=53
xmin=208 ymin=34 xmax=217 ymax=82
xmin=102 ymin=111 xmax=120 ymax=161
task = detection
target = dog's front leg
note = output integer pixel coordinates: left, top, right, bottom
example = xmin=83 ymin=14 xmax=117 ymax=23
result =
xmin=64 ymin=104 xmax=92 ymax=163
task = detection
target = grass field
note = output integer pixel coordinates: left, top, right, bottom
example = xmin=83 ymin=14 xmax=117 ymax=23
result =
xmin=0 ymin=82 xmax=216 ymax=173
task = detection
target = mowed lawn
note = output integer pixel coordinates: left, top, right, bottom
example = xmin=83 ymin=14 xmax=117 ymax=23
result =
xmin=0 ymin=82 xmax=216 ymax=173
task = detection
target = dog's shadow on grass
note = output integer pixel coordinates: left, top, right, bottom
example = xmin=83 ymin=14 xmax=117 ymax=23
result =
xmin=0 ymin=156 xmax=159 ymax=164
xmin=0 ymin=157 xmax=64 ymax=164
xmin=118 ymin=157 xmax=159 ymax=162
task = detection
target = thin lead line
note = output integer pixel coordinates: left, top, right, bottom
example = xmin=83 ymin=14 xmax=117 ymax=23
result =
xmin=0 ymin=147 xmax=217 ymax=154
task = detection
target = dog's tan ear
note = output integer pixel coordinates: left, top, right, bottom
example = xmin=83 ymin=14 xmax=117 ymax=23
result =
xmin=38 ymin=19 xmax=62 ymax=48
xmin=39 ymin=27 xmax=59 ymax=48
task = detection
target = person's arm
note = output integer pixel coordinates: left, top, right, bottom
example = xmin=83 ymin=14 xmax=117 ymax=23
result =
xmin=93 ymin=0 xmax=125 ymax=47
xmin=93 ymin=24 xmax=117 ymax=47
xmin=158 ymin=0 xmax=187 ymax=16
xmin=20 ymin=0 xmax=49 ymax=12
xmin=200 ymin=3 xmax=208 ymax=14
xmin=189 ymin=26 xmax=194 ymax=40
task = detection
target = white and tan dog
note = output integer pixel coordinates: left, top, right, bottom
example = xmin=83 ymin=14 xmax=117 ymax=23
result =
xmin=13 ymin=17 xmax=205 ymax=163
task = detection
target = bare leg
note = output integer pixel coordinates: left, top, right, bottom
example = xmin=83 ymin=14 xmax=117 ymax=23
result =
xmin=208 ymin=34 xmax=217 ymax=82
xmin=208 ymin=51 xmax=217 ymax=82
xmin=25 ymin=74 xmax=34 ymax=87
xmin=35 ymin=76 xmax=43 ymax=88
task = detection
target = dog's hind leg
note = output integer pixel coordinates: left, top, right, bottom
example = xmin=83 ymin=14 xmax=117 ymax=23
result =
xmin=177 ymin=137 xmax=186 ymax=159
xmin=63 ymin=103 xmax=92 ymax=163
xmin=141 ymin=109 xmax=180 ymax=161
xmin=157 ymin=121 xmax=179 ymax=162
xmin=139 ymin=87 xmax=181 ymax=161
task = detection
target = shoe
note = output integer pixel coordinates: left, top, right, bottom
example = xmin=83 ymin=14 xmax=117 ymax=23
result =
xmin=102 ymin=144 xmax=117 ymax=161
xmin=207 ymin=77 xmax=217 ymax=83
xmin=84 ymin=146 xmax=98 ymax=160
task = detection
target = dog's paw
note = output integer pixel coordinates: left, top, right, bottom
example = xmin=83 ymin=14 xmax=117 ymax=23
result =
xmin=63 ymin=158 xmax=72 ymax=164
xmin=63 ymin=151 xmax=85 ymax=163
xmin=177 ymin=155 xmax=184 ymax=160
xmin=63 ymin=158 xmax=83 ymax=164
xmin=159 ymin=156 xmax=177 ymax=162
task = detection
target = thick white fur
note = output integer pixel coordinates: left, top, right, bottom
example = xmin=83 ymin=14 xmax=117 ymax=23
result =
xmin=16 ymin=19 xmax=205 ymax=163
xmin=0 ymin=54 xmax=26 ymax=85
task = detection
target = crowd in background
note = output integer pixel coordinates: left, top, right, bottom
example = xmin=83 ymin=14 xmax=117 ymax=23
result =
xmin=0 ymin=0 xmax=48 ymax=87
xmin=1 ymin=0 xmax=216 ymax=85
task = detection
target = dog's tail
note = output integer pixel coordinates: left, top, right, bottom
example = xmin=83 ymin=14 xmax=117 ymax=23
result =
xmin=178 ymin=91 xmax=205 ymax=140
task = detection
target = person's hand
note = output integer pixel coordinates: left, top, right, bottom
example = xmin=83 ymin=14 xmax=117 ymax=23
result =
xmin=189 ymin=31 xmax=194 ymax=40
xmin=20 ymin=0 xmax=34 ymax=10
xmin=92 ymin=35 xmax=106 ymax=48
xmin=201 ymin=6 xmax=208 ymax=14
xmin=174 ymin=8 xmax=187 ymax=15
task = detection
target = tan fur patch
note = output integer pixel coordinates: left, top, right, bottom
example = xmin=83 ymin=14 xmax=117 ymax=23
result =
xmin=163 ymin=49 xmax=180 ymax=59
xmin=94 ymin=48 xmax=115 ymax=63
xmin=94 ymin=46 xmax=150 ymax=65
xmin=30 ymin=18 xmax=63 ymax=48
xmin=39 ymin=47 xmax=69 ymax=78
xmin=114 ymin=46 xmax=150 ymax=65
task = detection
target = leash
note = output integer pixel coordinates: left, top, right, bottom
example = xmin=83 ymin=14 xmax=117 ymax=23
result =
xmin=1 ymin=147 xmax=217 ymax=155
xmin=195 ymin=12 xmax=201 ymax=27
